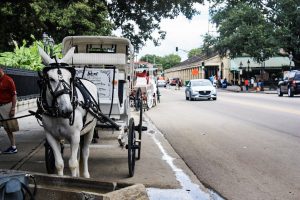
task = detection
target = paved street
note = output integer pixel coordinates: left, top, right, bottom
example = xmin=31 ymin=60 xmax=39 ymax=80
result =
xmin=145 ymin=87 xmax=300 ymax=200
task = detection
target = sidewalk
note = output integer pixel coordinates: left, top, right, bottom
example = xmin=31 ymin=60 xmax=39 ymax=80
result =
xmin=224 ymin=85 xmax=277 ymax=94
xmin=0 ymin=103 xmax=217 ymax=199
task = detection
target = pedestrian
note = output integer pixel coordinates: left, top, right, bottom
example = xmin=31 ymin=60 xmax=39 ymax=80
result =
xmin=175 ymin=79 xmax=179 ymax=90
xmin=244 ymin=79 xmax=249 ymax=91
xmin=0 ymin=66 xmax=19 ymax=154
xmin=257 ymin=80 xmax=262 ymax=91
xmin=250 ymin=77 xmax=254 ymax=88
xmin=166 ymin=78 xmax=170 ymax=89
xmin=178 ymin=79 xmax=182 ymax=90
xmin=222 ymin=78 xmax=228 ymax=88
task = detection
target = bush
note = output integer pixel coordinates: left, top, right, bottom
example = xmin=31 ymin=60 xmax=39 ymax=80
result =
xmin=0 ymin=36 xmax=62 ymax=71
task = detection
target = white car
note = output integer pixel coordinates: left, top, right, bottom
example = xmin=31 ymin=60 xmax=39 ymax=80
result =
xmin=185 ymin=79 xmax=217 ymax=101
xmin=157 ymin=79 xmax=166 ymax=87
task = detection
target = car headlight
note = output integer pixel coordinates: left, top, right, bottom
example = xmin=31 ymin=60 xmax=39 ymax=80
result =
xmin=211 ymin=88 xmax=216 ymax=94
xmin=192 ymin=89 xmax=198 ymax=94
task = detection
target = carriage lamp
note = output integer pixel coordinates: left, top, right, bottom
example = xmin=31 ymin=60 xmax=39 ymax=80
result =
xmin=42 ymin=32 xmax=49 ymax=52
xmin=289 ymin=52 xmax=293 ymax=70
xmin=48 ymin=36 xmax=55 ymax=57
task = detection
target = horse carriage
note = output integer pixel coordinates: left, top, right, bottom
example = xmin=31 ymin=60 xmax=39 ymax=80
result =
xmin=36 ymin=36 xmax=145 ymax=178
xmin=131 ymin=67 xmax=160 ymax=111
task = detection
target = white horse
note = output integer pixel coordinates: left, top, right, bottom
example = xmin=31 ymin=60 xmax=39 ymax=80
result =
xmin=38 ymin=47 xmax=97 ymax=178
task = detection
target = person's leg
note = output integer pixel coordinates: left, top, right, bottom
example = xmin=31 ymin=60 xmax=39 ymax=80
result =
xmin=1 ymin=104 xmax=17 ymax=153
xmin=5 ymin=128 xmax=16 ymax=147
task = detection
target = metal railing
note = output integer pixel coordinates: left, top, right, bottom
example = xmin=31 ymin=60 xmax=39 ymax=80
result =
xmin=3 ymin=67 xmax=39 ymax=100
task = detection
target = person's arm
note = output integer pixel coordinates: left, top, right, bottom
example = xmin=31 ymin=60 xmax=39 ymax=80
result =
xmin=9 ymin=78 xmax=17 ymax=117
xmin=9 ymin=94 xmax=17 ymax=117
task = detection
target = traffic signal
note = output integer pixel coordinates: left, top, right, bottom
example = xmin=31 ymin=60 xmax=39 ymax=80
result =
xmin=176 ymin=47 xmax=178 ymax=52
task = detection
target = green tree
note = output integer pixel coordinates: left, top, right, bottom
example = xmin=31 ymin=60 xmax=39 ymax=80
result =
xmin=140 ymin=54 xmax=181 ymax=70
xmin=188 ymin=48 xmax=202 ymax=58
xmin=0 ymin=0 xmax=112 ymax=52
xmin=0 ymin=0 xmax=204 ymax=52
xmin=140 ymin=54 xmax=162 ymax=64
xmin=160 ymin=54 xmax=181 ymax=70
xmin=208 ymin=0 xmax=300 ymax=65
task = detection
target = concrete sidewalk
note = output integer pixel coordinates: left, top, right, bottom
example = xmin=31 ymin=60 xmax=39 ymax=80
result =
xmin=224 ymin=85 xmax=277 ymax=94
xmin=0 ymin=103 xmax=218 ymax=199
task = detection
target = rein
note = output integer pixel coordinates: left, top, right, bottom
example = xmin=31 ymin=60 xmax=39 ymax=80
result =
xmin=0 ymin=113 xmax=35 ymax=122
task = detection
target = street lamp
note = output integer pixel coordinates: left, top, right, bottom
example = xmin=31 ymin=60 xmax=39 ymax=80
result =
xmin=289 ymin=51 xmax=293 ymax=70
xmin=260 ymin=50 xmax=265 ymax=80
xmin=247 ymin=59 xmax=251 ymax=79
xmin=239 ymin=61 xmax=243 ymax=85
xmin=42 ymin=32 xmax=49 ymax=52
xmin=42 ymin=33 xmax=55 ymax=57
xmin=48 ymin=36 xmax=55 ymax=58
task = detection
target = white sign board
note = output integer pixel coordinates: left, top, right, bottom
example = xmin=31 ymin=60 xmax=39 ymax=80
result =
xmin=76 ymin=68 xmax=117 ymax=99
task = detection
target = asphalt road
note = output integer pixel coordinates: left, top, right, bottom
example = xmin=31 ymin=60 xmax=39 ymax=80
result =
xmin=145 ymin=87 xmax=300 ymax=200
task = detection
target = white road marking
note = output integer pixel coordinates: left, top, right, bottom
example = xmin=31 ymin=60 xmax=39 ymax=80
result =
xmin=144 ymin=116 xmax=223 ymax=200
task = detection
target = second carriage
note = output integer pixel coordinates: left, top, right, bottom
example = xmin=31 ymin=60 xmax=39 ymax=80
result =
xmin=131 ymin=67 xmax=160 ymax=111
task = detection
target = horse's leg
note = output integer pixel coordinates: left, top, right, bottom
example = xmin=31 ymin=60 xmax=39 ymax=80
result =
xmin=69 ymin=131 xmax=80 ymax=177
xmin=80 ymin=126 xmax=95 ymax=178
xmin=46 ymin=133 xmax=64 ymax=176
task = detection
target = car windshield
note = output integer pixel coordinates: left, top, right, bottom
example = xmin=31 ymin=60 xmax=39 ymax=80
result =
xmin=191 ymin=81 xmax=211 ymax=86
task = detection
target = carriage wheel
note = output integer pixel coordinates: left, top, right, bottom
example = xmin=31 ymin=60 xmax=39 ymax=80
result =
xmin=44 ymin=139 xmax=64 ymax=174
xmin=128 ymin=118 xmax=136 ymax=177
xmin=157 ymin=86 xmax=160 ymax=103
xmin=44 ymin=139 xmax=56 ymax=174
xmin=153 ymin=93 xmax=157 ymax=107
xmin=146 ymin=90 xmax=153 ymax=109
xmin=136 ymin=96 xmax=143 ymax=160
xmin=134 ymin=88 xmax=142 ymax=111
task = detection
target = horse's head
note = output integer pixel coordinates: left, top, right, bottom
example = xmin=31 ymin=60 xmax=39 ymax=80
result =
xmin=38 ymin=46 xmax=77 ymax=118
xmin=42 ymin=66 xmax=76 ymax=118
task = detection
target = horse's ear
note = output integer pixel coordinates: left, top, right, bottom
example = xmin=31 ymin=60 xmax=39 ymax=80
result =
xmin=60 ymin=47 xmax=75 ymax=64
xmin=38 ymin=46 xmax=54 ymax=65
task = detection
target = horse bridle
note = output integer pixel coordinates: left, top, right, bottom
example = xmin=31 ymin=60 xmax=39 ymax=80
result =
xmin=47 ymin=68 xmax=73 ymax=104
xmin=38 ymin=66 xmax=78 ymax=124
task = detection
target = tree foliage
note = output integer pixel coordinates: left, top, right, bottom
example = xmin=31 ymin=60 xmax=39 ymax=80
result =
xmin=140 ymin=54 xmax=181 ymax=70
xmin=0 ymin=0 xmax=204 ymax=53
xmin=207 ymin=0 xmax=300 ymax=65
xmin=161 ymin=54 xmax=181 ymax=69
xmin=188 ymin=48 xmax=202 ymax=58
xmin=140 ymin=54 xmax=162 ymax=65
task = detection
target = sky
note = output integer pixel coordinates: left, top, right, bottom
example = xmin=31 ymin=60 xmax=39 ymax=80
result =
xmin=136 ymin=3 xmax=214 ymax=62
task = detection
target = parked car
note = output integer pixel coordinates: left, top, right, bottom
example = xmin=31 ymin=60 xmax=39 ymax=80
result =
xmin=157 ymin=79 xmax=166 ymax=87
xmin=277 ymin=70 xmax=300 ymax=97
xmin=170 ymin=78 xmax=181 ymax=86
xmin=185 ymin=79 xmax=217 ymax=101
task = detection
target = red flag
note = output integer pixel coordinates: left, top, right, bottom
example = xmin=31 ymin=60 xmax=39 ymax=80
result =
xmin=192 ymin=68 xmax=199 ymax=76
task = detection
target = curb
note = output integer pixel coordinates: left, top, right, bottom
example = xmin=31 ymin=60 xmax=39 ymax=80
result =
xmin=2 ymin=171 xmax=149 ymax=200
xmin=17 ymin=98 xmax=37 ymax=112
